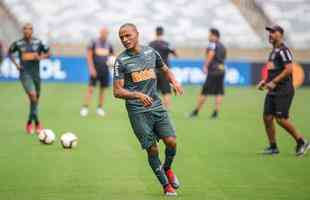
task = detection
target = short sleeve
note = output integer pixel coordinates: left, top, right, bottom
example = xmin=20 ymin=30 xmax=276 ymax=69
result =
xmin=8 ymin=41 xmax=18 ymax=55
xmin=279 ymin=48 xmax=293 ymax=64
xmin=39 ymin=41 xmax=50 ymax=53
xmin=87 ymin=40 xmax=95 ymax=50
xmin=155 ymin=50 xmax=165 ymax=69
xmin=109 ymin=44 xmax=114 ymax=54
xmin=113 ymin=58 xmax=125 ymax=80
xmin=167 ymin=43 xmax=176 ymax=54
xmin=207 ymin=42 xmax=216 ymax=51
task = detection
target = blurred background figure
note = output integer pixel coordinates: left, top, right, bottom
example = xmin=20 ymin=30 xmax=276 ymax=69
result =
xmin=190 ymin=28 xmax=226 ymax=119
xmin=7 ymin=23 xmax=50 ymax=134
xmin=149 ymin=26 xmax=178 ymax=110
xmin=0 ymin=40 xmax=4 ymax=65
xmin=80 ymin=27 xmax=114 ymax=117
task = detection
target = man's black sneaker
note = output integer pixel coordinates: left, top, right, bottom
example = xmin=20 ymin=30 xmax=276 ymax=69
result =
xmin=296 ymin=140 xmax=310 ymax=157
xmin=262 ymin=147 xmax=280 ymax=155
xmin=210 ymin=111 xmax=218 ymax=119
xmin=189 ymin=110 xmax=198 ymax=118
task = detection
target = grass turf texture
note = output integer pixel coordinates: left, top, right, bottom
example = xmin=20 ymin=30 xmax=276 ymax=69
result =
xmin=0 ymin=83 xmax=309 ymax=200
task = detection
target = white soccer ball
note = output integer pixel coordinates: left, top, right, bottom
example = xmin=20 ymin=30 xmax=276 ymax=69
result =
xmin=38 ymin=129 xmax=56 ymax=144
xmin=60 ymin=132 xmax=78 ymax=149
xmin=106 ymin=56 xmax=116 ymax=68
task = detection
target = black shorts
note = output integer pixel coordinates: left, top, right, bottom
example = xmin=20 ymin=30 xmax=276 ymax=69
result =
xmin=89 ymin=71 xmax=110 ymax=88
xmin=156 ymin=71 xmax=171 ymax=95
xmin=201 ymin=72 xmax=225 ymax=95
xmin=263 ymin=92 xmax=294 ymax=119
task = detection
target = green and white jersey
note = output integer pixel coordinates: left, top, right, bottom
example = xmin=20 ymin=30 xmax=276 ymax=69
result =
xmin=8 ymin=37 xmax=49 ymax=76
xmin=114 ymin=45 xmax=165 ymax=114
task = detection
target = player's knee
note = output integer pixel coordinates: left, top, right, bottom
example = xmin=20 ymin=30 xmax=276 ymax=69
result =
xmin=28 ymin=92 xmax=37 ymax=102
xmin=163 ymin=136 xmax=177 ymax=149
xmin=263 ymin=115 xmax=273 ymax=123
xmin=275 ymin=117 xmax=286 ymax=125
xmin=147 ymin=144 xmax=159 ymax=156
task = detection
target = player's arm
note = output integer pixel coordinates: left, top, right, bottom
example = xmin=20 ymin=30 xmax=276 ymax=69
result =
xmin=38 ymin=42 xmax=50 ymax=60
xmin=86 ymin=41 xmax=97 ymax=78
xmin=113 ymin=79 xmax=153 ymax=107
xmin=257 ymin=62 xmax=273 ymax=90
xmin=203 ymin=43 xmax=216 ymax=73
xmin=113 ymin=59 xmax=153 ymax=107
xmin=168 ymin=44 xmax=178 ymax=57
xmin=7 ymin=42 xmax=21 ymax=70
xmin=266 ymin=49 xmax=293 ymax=90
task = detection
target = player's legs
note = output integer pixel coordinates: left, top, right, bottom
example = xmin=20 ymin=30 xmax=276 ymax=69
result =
xmin=96 ymin=72 xmax=110 ymax=116
xmin=189 ymin=94 xmax=207 ymax=117
xmin=263 ymin=115 xmax=276 ymax=146
xmin=152 ymin=108 xmax=179 ymax=189
xmin=273 ymin=94 xmax=309 ymax=156
xmin=146 ymin=144 xmax=170 ymax=187
xmin=211 ymin=95 xmax=223 ymax=118
xmin=262 ymin=94 xmax=279 ymax=154
xmin=211 ymin=73 xmax=224 ymax=118
xmin=33 ymin=77 xmax=42 ymax=132
xmin=80 ymin=77 xmax=96 ymax=116
xmin=128 ymin=111 xmax=175 ymax=194
xmin=20 ymin=73 xmax=39 ymax=134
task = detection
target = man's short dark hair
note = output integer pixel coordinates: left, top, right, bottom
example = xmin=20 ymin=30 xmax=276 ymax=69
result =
xmin=156 ymin=26 xmax=164 ymax=36
xmin=210 ymin=28 xmax=220 ymax=38
xmin=119 ymin=23 xmax=138 ymax=32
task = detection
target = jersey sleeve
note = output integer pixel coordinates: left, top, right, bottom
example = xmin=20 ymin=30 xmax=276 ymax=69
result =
xmin=207 ymin=42 xmax=216 ymax=51
xmin=279 ymin=48 xmax=293 ymax=64
xmin=8 ymin=41 xmax=18 ymax=55
xmin=87 ymin=40 xmax=95 ymax=51
xmin=109 ymin=44 xmax=114 ymax=55
xmin=167 ymin=43 xmax=176 ymax=54
xmin=155 ymin=50 xmax=165 ymax=69
xmin=113 ymin=58 xmax=125 ymax=80
xmin=39 ymin=41 xmax=50 ymax=53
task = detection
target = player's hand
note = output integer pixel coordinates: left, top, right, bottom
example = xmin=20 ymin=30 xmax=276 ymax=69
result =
xmin=203 ymin=65 xmax=208 ymax=74
xmin=257 ymin=80 xmax=266 ymax=90
xmin=137 ymin=92 xmax=153 ymax=107
xmin=171 ymin=82 xmax=184 ymax=96
xmin=33 ymin=53 xmax=41 ymax=60
xmin=265 ymin=81 xmax=276 ymax=90
xmin=90 ymin=68 xmax=97 ymax=78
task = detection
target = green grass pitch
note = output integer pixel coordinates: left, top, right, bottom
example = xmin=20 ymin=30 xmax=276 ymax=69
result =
xmin=0 ymin=83 xmax=309 ymax=200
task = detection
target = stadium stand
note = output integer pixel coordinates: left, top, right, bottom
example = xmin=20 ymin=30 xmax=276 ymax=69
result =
xmin=256 ymin=0 xmax=310 ymax=49
xmin=2 ymin=0 xmax=263 ymax=48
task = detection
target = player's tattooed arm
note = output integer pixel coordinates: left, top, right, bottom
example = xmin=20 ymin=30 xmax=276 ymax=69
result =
xmin=113 ymin=79 xmax=153 ymax=107
xmin=161 ymin=65 xmax=184 ymax=96
xmin=267 ymin=63 xmax=293 ymax=90
xmin=86 ymin=48 xmax=97 ymax=78
xmin=203 ymin=50 xmax=215 ymax=73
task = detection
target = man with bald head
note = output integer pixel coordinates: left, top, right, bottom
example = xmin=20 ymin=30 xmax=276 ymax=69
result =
xmin=80 ymin=27 xmax=114 ymax=117
xmin=8 ymin=23 xmax=50 ymax=134
xmin=113 ymin=23 xmax=184 ymax=196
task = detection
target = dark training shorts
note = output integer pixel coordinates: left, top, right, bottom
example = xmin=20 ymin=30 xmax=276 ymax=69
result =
xmin=128 ymin=107 xmax=176 ymax=150
xmin=89 ymin=71 xmax=110 ymax=88
xmin=156 ymin=71 xmax=171 ymax=95
xmin=263 ymin=92 xmax=294 ymax=119
xmin=20 ymin=71 xmax=41 ymax=96
xmin=201 ymin=72 xmax=225 ymax=95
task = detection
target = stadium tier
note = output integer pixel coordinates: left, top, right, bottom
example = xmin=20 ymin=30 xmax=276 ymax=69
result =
xmin=3 ymin=0 xmax=263 ymax=48
xmin=256 ymin=0 xmax=310 ymax=49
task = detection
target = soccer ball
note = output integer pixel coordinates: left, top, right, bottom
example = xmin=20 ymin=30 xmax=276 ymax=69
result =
xmin=60 ymin=132 xmax=78 ymax=149
xmin=38 ymin=129 xmax=56 ymax=144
